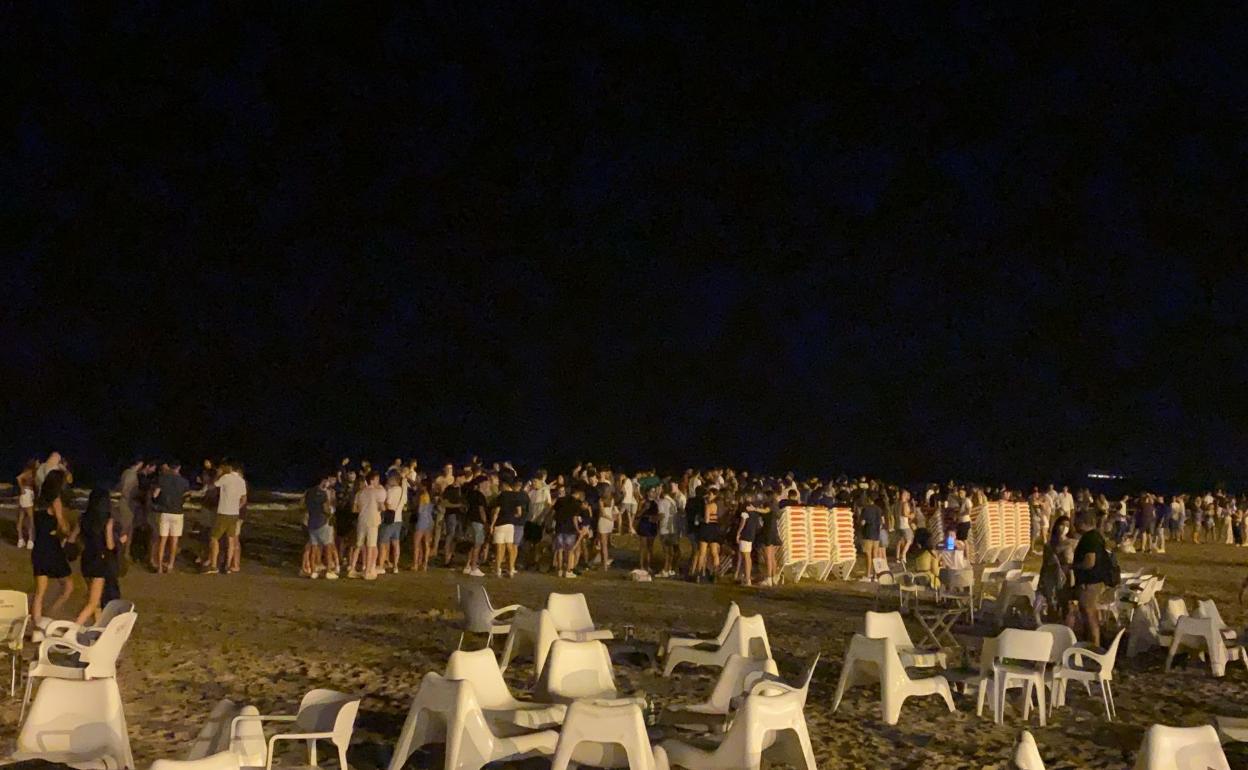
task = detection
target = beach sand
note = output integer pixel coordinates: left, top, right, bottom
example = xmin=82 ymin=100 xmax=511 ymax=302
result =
xmin=2 ymin=492 xmax=1248 ymax=769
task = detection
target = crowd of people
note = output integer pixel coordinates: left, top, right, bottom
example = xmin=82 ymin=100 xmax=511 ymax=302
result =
xmin=13 ymin=450 xmax=1248 ymax=647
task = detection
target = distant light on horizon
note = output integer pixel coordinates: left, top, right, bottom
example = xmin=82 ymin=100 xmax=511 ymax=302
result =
xmin=1088 ymin=472 xmax=1124 ymax=480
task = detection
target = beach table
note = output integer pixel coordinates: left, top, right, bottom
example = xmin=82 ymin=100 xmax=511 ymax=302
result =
xmin=913 ymin=605 xmax=963 ymax=652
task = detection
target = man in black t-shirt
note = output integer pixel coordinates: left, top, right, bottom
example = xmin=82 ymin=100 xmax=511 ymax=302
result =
xmin=1072 ymin=511 xmax=1108 ymax=648
xmin=462 ymin=478 xmax=489 ymax=577
xmin=490 ymin=475 xmax=528 ymax=577
xmin=552 ymin=487 xmax=588 ymax=578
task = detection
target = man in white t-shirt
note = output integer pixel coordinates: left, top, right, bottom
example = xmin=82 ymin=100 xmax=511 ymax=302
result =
xmin=205 ymin=461 xmax=247 ymax=574
xmin=348 ymin=471 xmax=387 ymax=579
xmin=618 ymin=473 xmax=638 ymax=534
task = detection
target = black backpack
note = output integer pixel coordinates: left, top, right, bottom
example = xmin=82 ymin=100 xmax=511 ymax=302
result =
xmin=1100 ymin=545 xmax=1121 ymax=587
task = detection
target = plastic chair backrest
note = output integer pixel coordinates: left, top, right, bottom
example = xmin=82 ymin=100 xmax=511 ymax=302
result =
xmin=0 ymin=590 xmax=28 ymax=651
xmin=718 ymin=685 xmax=808 ymax=765
xmin=1012 ymin=729 xmax=1046 ymax=770
xmin=944 ymin=568 xmax=974 ymax=591
xmin=729 ymin=615 xmax=773 ymax=661
xmin=1163 ymin=598 xmax=1188 ymax=628
xmin=446 ymin=677 xmax=508 ymax=770
xmin=714 ymin=602 xmax=742 ymax=645
xmin=994 ymin=629 xmax=1052 ymax=667
xmin=537 ymin=639 xmax=616 ymax=702
xmin=864 ymin=611 xmax=915 ymax=650
xmin=708 ymin=654 xmax=778 ymax=712
xmin=84 ymin=611 xmax=137 ymax=677
xmin=446 ymin=648 xmax=514 ymax=709
xmin=1194 ymin=599 xmax=1228 ymax=629
xmin=1133 ymin=724 xmax=1229 ymax=770
xmin=1035 ymin=624 xmax=1077 ymax=664
xmin=99 ymin=600 xmax=135 ymax=627
xmin=154 ymin=751 xmax=242 ymax=770
xmin=17 ymin=677 xmax=131 ymax=766
xmin=554 ymin=699 xmax=654 ymax=770
xmin=546 ymin=593 xmax=596 ymax=634
xmin=295 ymin=689 xmax=360 ymax=741
xmin=459 ymin=584 xmax=497 ymax=634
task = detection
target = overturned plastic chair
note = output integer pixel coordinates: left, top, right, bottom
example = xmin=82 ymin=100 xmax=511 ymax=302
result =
xmin=535 ymin=639 xmax=635 ymax=704
xmin=863 ymin=611 xmax=946 ymax=669
xmin=832 ymin=634 xmax=954 ymax=726
xmin=1132 ymin=724 xmax=1229 ymax=770
xmin=661 ymin=679 xmax=817 ymax=770
xmin=228 ymin=689 xmax=360 ymax=770
xmin=46 ymin=600 xmax=136 ymax=646
xmin=663 ymin=615 xmax=772 ymax=677
xmin=445 ymin=647 xmax=566 ymax=731
xmin=1010 ymin=730 xmax=1046 ymax=770
xmin=153 ymin=753 xmax=242 ymax=770
xmin=550 ymin=700 xmax=668 ymax=770
xmin=662 ymin=602 xmax=740 ymax=659
xmin=500 ymin=607 xmax=560 ymax=683
xmin=1165 ymin=616 xmax=1243 ymax=678
xmin=389 ymin=674 xmax=558 ymax=770
xmin=22 ymin=609 xmax=137 ymax=722
xmin=546 ymin=593 xmax=614 ymax=642
xmin=13 ymin=676 xmax=134 ymax=769
xmin=0 ymin=589 xmax=29 ymax=696
xmin=661 ymin=653 xmax=778 ymax=732
xmin=455 ymin=584 xmax=520 ymax=650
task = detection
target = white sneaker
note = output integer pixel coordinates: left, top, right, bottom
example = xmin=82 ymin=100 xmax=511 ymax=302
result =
xmin=463 ymin=566 xmax=474 ymax=575
xmin=364 ymin=571 xmax=377 ymax=581
xmin=26 ymin=539 xmax=33 ymax=550
xmin=309 ymin=571 xmax=320 ymax=579
xmin=469 ymin=568 xmax=485 ymax=577
xmin=325 ymin=571 xmax=339 ymax=580
xmin=16 ymin=539 xmax=25 ymax=549
xmin=347 ymin=569 xmax=361 ymax=579
xmin=564 ymin=571 xmax=578 ymax=579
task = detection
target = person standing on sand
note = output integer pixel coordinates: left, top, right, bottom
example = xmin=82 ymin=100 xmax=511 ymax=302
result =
xmin=379 ymin=471 xmax=407 ymax=573
xmin=303 ymin=472 xmax=339 ymax=579
xmin=552 ymin=486 xmax=588 ymax=578
xmin=31 ymin=469 xmax=76 ymax=627
xmin=115 ymin=458 xmax=143 ymax=563
xmin=489 ymin=473 xmax=527 ymax=577
xmin=75 ymin=487 xmax=116 ymax=625
xmin=16 ymin=459 xmax=37 ymax=549
xmin=204 ymin=460 xmax=246 ymax=574
xmin=411 ymin=478 xmax=435 ymax=571
xmin=1071 ymin=510 xmax=1109 ymax=649
xmin=461 ymin=476 xmax=490 ymax=577
xmin=152 ymin=460 xmax=190 ymax=573
xmin=348 ymin=471 xmax=385 ymax=579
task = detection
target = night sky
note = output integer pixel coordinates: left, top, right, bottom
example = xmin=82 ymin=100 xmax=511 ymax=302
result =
xmin=4 ymin=4 xmax=1245 ymax=488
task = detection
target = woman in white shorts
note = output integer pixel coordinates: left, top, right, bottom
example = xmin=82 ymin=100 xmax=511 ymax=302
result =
xmin=894 ymin=488 xmax=916 ymax=563
xmin=16 ymin=459 xmax=37 ymax=549
xmin=595 ymin=492 xmax=617 ymax=570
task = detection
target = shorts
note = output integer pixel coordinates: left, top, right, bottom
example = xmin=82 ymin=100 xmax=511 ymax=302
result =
xmin=699 ymin=523 xmax=721 ymax=543
xmin=898 ymin=527 xmax=914 ymax=544
xmin=622 ymin=501 xmax=638 ymax=515
xmin=470 ymin=522 xmax=486 ymax=546
xmin=379 ymin=522 xmax=403 ymax=543
xmin=18 ymin=489 xmax=34 ymax=508
xmin=159 ymin=513 xmax=185 ymax=537
xmin=555 ymin=533 xmax=578 ymax=551
xmin=443 ymin=516 xmax=461 ymax=541
xmin=356 ymin=523 xmax=379 ymax=548
xmin=1078 ymin=582 xmax=1105 ymax=608
xmin=492 ymin=523 xmax=515 ymax=545
xmin=861 ymin=538 xmax=880 ymax=553
xmin=956 ymin=521 xmax=971 ymax=540
xmin=597 ymin=517 xmax=614 ymax=535
xmin=210 ymin=514 xmax=241 ymax=539
xmin=415 ymin=508 xmax=434 ymax=532
xmin=308 ymin=524 xmax=334 ymax=546
xmin=738 ymin=539 xmax=753 ymax=554
xmin=637 ymin=519 xmax=658 ymax=538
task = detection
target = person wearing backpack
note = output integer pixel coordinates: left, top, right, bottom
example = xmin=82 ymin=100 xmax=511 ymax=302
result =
xmin=1071 ymin=510 xmax=1113 ymax=648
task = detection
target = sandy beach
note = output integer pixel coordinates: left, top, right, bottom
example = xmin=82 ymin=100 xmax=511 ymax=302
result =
xmin=3 ymin=491 xmax=1248 ymax=769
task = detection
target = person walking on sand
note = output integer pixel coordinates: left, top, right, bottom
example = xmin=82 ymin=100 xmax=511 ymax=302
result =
xmin=31 ymin=469 xmax=75 ymax=627
xmin=16 ymin=459 xmax=37 ymax=549
xmin=204 ymin=460 xmax=246 ymax=574
xmin=152 ymin=460 xmax=190 ymax=573
xmin=74 ymin=487 xmax=116 ymax=625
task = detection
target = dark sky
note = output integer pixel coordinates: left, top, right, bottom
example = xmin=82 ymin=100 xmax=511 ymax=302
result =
xmin=4 ymin=4 xmax=1246 ymax=488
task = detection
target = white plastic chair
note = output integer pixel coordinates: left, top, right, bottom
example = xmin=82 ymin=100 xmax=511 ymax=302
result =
xmin=1159 ymin=598 xmax=1189 ymax=646
xmin=661 ymin=653 xmax=777 ymax=731
xmin=661 ymin=680 xmax=817 ymax=770
xmin=1011 ymin=730 xmax=1046 ymax=770
xmin=456 ymin=584 xmax=520 ymax=650
xmin=13 ymin=676 xmax=134 ymax=769
xmin=1051 ymin=628 xmax=1124 ymax=720
xmin=662 ymin=602 xmax=740 ymax=659
xmin=46 ymin=599 xmax=136 ymax=646
xmin=228 ymin=689 xmax=360 ymax=770
xmin=535 ymin=639 xmax=628 ymax=704
xmin=0 ymin=589 xmax=29 ymax=696
xmin=939 ymin=568 xmax=975 ymax=624
xmin=896 ymin=572 xmax=935 ymax=609
xmin=185 ymin=700 xmax=245 ymax=760
xmin=663 ymin=615 xmax=772 ymax=676
xmin=546 ymin=593 xmax=614 ymax=642
xmin=1193 ymin=599 xmax=1237 ymax=643
xmin=991 ymin=579 xmax=1038 ymax=630
xmin=1034 ymin=623 xmax=1076 ymax=710
xmin=832 ymin=634 xmax=954 ymax=725
xmin=22 ymin=609 xmax=137 ymax=721
xmin=389 ymin=674 xmax=558 ymax=770
xmin=499 ymin=608 xmax=560 ymax=684
xmin=445 ymin=648 xmax=565 ymax=730
xmin=863 ymin=611 xmax=946 ymax=669
xmin=991 ymin=629 xmax=1051 ymax=726
xmin=153 ymin=753 xmax=243 ymax=770
xmin=549 ymin=700 xmax=668 ymax=770
xmin=1133 ymin=724 xmax=1229 ymax=770
xmin=1165 ymin=616 xmax=1243 ymax=678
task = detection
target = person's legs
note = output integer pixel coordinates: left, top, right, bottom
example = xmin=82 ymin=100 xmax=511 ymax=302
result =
xmin=74 ymin=578 xmax=105 ymax=625
xmin=739 ymin=542 xmax=752 ymax=584
xmin=166 ymin=535 xmax=180 ymax=571
xmin=506 ymin=543 xmax=518 ymax=575
xmin=766 ymin=545 xmax=777 ymax=585
xmin=226 ymin=536 xmax=240 ymax=572
xmin=206 ymin=537 xmax=221 ymax=573
xmin=598 ymin=533 xmax=610 ymax=569
xmin=17 ymin=507 xmax=32 ymax=545
xmin=709 ymin=542 xmax=720 ymax=574
xmin=48 ymin=576 xmax=73 ymax=615
xmin=31 ymin=575 xmax=49 ymax=624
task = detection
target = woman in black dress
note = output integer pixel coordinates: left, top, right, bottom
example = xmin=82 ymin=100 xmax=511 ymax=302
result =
xmin=74 ymin=487 xmax=117 ymax=626
xmin=759 ymin=488 xmax=783 ymax=587
xmin=31 ymin=469 xmax=75 ymax=626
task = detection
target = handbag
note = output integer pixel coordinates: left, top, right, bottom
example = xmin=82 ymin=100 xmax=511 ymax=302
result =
xmin=382 ymin=509 xmax=396 ymax=525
